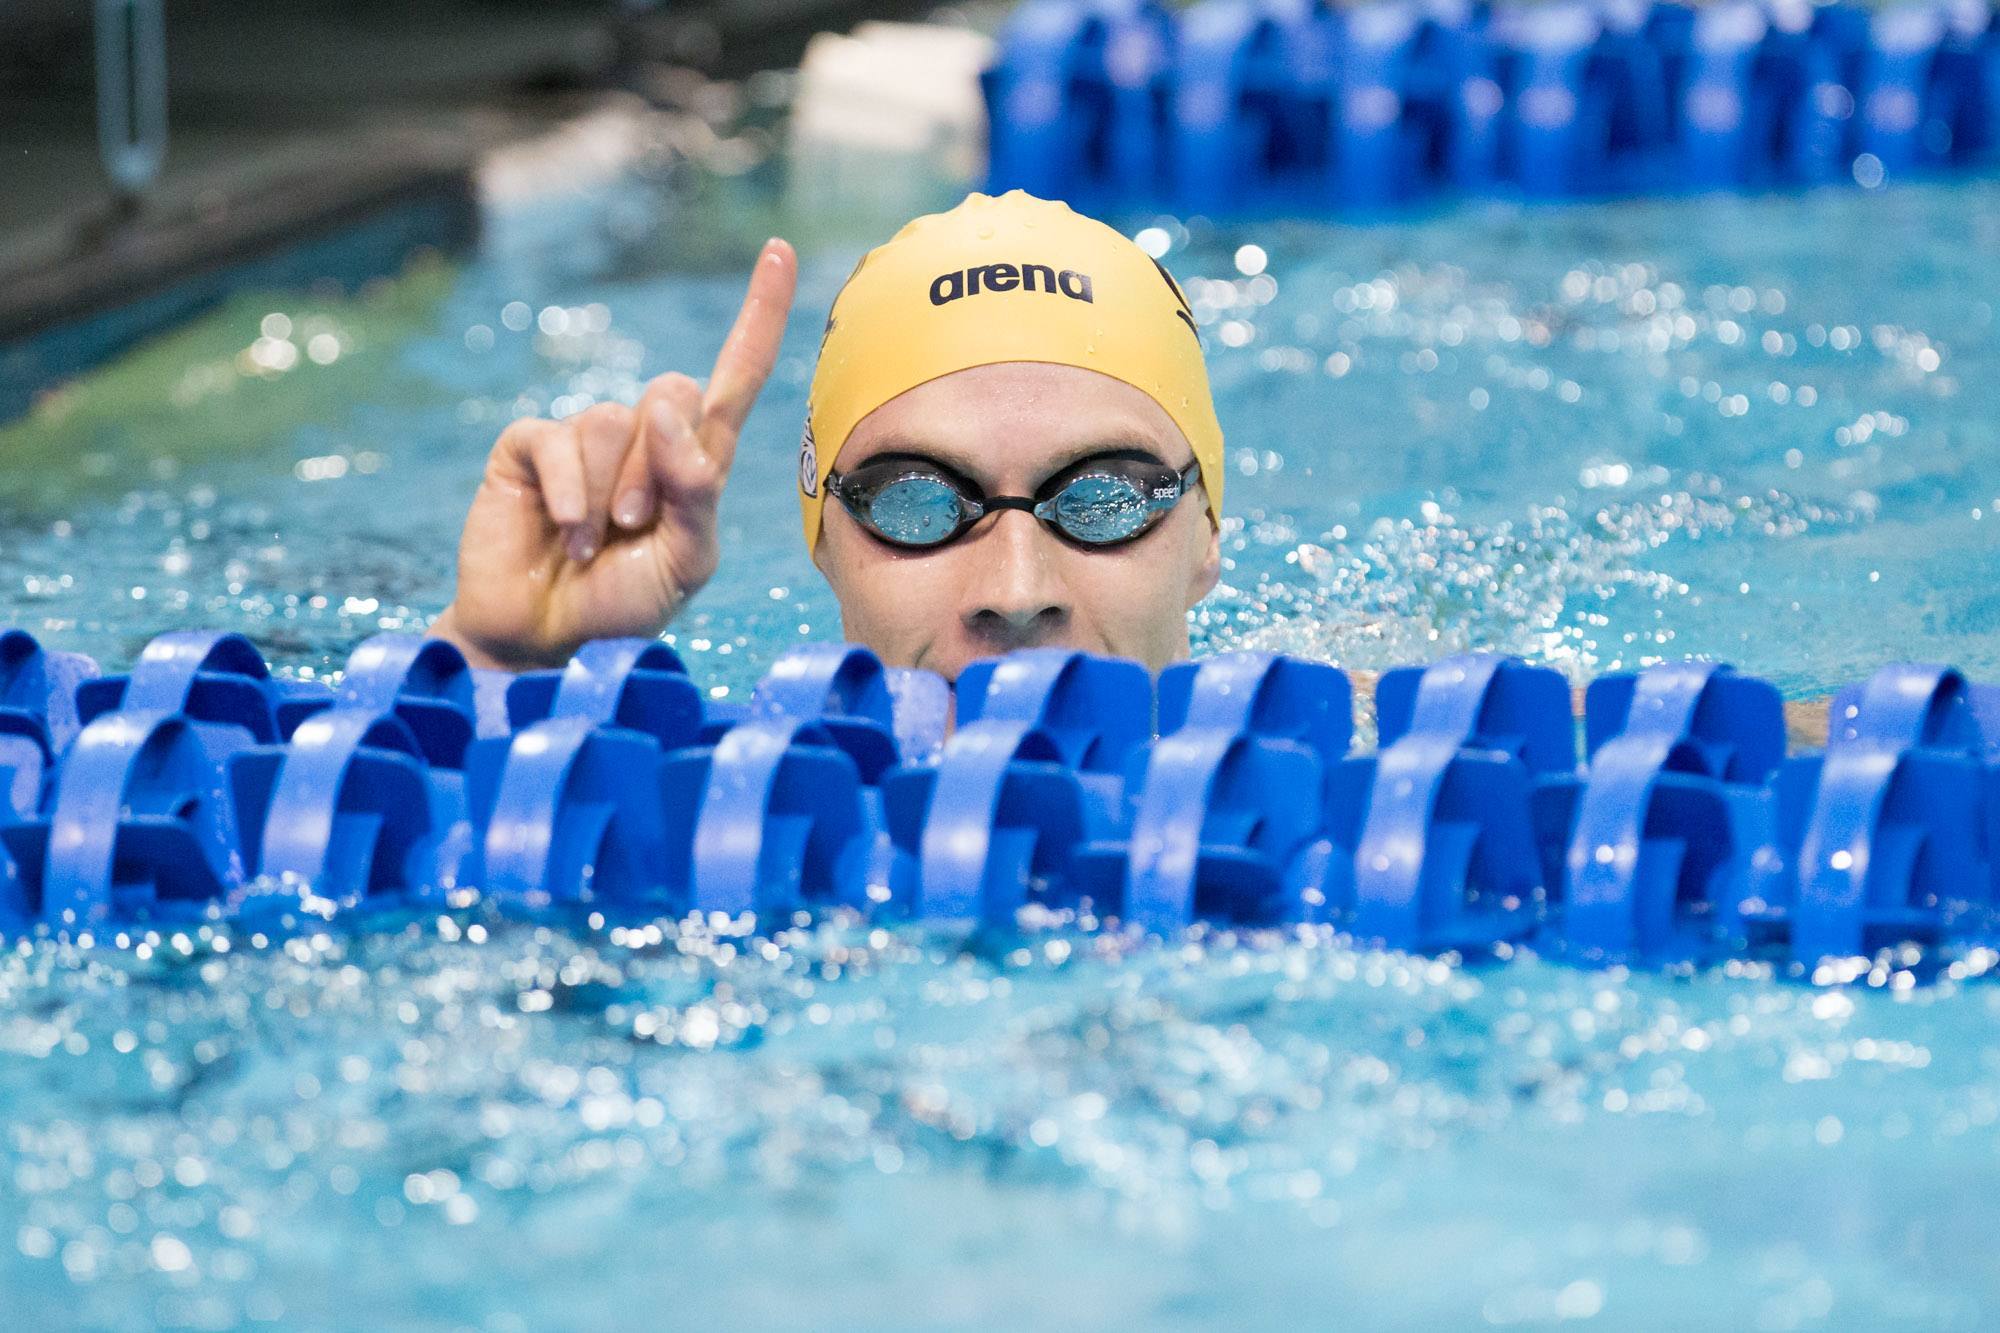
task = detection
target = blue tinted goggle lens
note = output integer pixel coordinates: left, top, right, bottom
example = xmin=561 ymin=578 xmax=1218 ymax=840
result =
xmin=1046 ymin=472 xmax=1154 ymax=543
xmin=864 ymin=474 xmax=966 ymax=546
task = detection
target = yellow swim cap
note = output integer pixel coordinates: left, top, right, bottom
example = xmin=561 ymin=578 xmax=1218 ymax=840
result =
xmin=798 ymin=189 xmax=1224 ymax=552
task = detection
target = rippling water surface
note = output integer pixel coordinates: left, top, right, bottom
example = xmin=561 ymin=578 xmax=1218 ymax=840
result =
xmin=2 ymin=166 xmax=1999 ymax=1327
xmin=5 ymin=917 xmax=2000 ymax=1329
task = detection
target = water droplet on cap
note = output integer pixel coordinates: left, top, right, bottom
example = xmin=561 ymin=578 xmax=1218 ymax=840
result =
xmin=976 ymin=225 xmax=995 ymax=239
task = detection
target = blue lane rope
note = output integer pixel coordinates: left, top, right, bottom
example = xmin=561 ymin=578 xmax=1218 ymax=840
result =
xmin=4 ymin=623 xmax=1998 ymax=965
xmin=980 ymin=0 xmax=2000 ymax=212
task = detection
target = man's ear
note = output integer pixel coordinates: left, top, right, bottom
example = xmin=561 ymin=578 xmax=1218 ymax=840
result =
xmin=1186 ymin=514 xmax=1221 ymax=609
xmin=809 ymin=513 xmax=830 ymax=578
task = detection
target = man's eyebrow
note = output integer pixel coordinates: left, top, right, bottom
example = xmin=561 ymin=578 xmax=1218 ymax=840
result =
xmin=858 ymin=431 xmax=1170 ymax=475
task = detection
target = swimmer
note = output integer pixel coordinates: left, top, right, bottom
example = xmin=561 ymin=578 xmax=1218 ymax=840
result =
xmin=428 ymin=189 xmax=1830 ymax=745
xmin=430 ymin=190 xmax=1220 ymax=707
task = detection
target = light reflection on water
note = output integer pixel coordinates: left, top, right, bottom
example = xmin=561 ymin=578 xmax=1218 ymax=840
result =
xmin=1 ymin=172 xmax=1999 ymax=1325
xmin=3 ymin=913 xmax=1999 ymax=1329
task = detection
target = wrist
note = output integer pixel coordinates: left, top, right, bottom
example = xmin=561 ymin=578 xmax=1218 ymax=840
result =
xmin=429 ymin=604 xmax=570 ymax=674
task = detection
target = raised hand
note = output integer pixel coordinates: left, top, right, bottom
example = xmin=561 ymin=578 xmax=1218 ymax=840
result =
xmin=431 ymin=238 xmax=797 ymax=670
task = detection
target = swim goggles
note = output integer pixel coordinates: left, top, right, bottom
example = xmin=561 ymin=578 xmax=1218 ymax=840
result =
xmin=823 ymin=451 xmax=1203 ymax=551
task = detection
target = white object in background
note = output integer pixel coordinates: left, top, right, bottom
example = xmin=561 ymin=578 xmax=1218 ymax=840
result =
xmin=786 ymin=21 xmax=995 ymax=221
xmin=479 ymin=101 xmax=661 ymax=207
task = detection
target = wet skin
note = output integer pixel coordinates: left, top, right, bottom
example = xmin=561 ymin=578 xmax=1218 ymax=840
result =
xmin=810 ymin=361 xmax=1220 ymax=689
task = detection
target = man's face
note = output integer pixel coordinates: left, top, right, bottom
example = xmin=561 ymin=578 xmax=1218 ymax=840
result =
xmin=811 ymin=362 xmax=1222 ymax=685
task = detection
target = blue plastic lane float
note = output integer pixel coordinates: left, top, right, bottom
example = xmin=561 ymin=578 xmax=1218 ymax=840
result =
xmin=662 ymin=644 xmax=907 ymax=918
xmin=884 ymin=648 xmax=1150 ymax=923
xmin=1171 ymin=0 xmax=1298 ymax=215
xmin=74 ymin=630 xmax=329 ymax=741
xmin=1943 ymin=0 xmax=2000 ymax=163
xmin=1561 ymin=661 xmax=1786 ymax=963
xmin=464 ymin=639 xmax=700 ymax=908
xmin=4 ymin=631 xmax=317 ymax=927
xmin=0 ymin=628 xmax=96 ymax=820
xmin=230 ymin=636 xmax=480 ymax=910
xmin=981 ymin=0 xmax=1177 ymax=210
xmin=1090 ymin=651 xmax=1350 ymax=931
xmin=1346 ymin=654 xmax=1579 ymax=952
xmin=1857 ymin=1 xmax=1998 ymax=176
xmin=1494 ymin=1 xmax=1680 ymax=196
xmin=1331 ymin=2 xmax=1451 ymax=208
xmin=980 ymin=0 xmax=2000 ymax=213
xmin=18 ymin=620 xmax=2000 ymax=970
xmin=1752 ymin=664 xmax=2000 ymax=963
xmin=1680 ymin=1 xmax=1854 ymax=189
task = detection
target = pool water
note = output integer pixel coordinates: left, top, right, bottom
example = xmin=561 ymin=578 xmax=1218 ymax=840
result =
xmin=3 ymin=167 xmax=2000 ymax=1327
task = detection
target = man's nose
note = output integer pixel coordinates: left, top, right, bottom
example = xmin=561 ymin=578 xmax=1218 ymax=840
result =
xmin=960 ymin=509 xmax=1071 ymax=647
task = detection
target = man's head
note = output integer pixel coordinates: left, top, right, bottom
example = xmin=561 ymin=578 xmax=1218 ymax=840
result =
xmin=798 ymin=190 xmax=1226 ymax=683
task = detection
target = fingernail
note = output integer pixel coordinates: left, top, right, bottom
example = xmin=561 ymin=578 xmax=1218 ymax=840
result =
xmin=614 ymin=489 xmax=649 ymax=528
xmin=567 ymin=529 xmax=597 ymax=563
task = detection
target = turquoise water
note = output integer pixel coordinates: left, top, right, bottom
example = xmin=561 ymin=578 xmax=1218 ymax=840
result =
xmin=2 ymin=171 xmax=1999 ymax=1326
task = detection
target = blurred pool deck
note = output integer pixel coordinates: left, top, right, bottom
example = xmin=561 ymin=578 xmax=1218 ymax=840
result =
xmin=0 ymin=0 xmax=923 ymax=421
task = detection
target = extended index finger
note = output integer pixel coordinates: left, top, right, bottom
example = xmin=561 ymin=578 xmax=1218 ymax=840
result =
xmin=698 ymin=238 xmax=798 ymax=472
